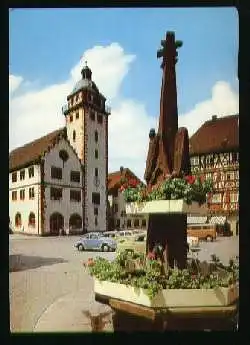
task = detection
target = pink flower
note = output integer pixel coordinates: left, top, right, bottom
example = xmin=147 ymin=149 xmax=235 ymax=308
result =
xmin=147 ymin=252 xmax=156 ymax=260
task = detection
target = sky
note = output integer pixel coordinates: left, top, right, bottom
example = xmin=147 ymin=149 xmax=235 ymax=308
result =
xmin=9 ymin=8 xmax=239 ymax=181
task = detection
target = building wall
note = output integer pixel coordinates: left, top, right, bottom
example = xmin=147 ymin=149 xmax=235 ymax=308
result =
xmin=110 ymin=191 xmax=148 ymax=230
xmin=66 ymin=104 xmax=85 ymax=160
xmin=190 ymin=150 xmax=239 ymax=235
xmin=9 ymin=164 xmax=41 ymax=234
xmin=85 ymin=110 xmax=107 ymax=232
xmin=43 ymin=139 xmax=83 ymax=234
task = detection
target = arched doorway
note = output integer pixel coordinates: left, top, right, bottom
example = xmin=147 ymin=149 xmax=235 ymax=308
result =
xmin=69 ymin=213 xmax=82 ymax=232
xmin=15 ymin=213 xmax=22 ymax=228
xmin=50 ymin=213 xmax=64 ymax=235
xmin=28 ymin=212 xmax=36 ymax=227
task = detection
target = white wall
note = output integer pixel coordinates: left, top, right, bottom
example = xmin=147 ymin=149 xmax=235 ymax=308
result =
xmin=43 ymin=139 xmax=83 ymax=234
xmin=85 ymin=111 xmax=107 ymax=232
xmin=66 ymin=107 xmax=84 ymax=160
xmin=9 ymin=164 xmax=41 ymax=234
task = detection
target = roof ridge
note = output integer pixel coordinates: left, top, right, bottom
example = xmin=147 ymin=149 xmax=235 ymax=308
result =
xmin=10 ymin=127 xmax=65 ymax=155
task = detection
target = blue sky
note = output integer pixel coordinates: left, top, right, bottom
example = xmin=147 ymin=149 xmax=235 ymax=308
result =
xmin=9 ymin=8 xmax=239 ymax=180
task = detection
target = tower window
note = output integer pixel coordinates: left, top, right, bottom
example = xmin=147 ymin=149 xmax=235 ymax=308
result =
xmin=94 ymin=207 xmax=98 ymax=216
xmin=20 ymin=170 xmax=25 ymax=180
xmin=12 ymin=172 xmax=17 ymax=182
xmin=90 ymin=111 xmax=95 ymax=121
xmin=95 ymin=168 xmax=98 ymax=177
xmin=20 ymin=189 xmax=25 ymax=200
xmin=95 ymin=149 xmax=98 ymax=159
xmin=12 ymin=191 xmax=17 ymax=201
xmin=70 ymin=115 xmax=73 ymax=122
xmin=76 ymin=111 xmax=79 ymax=119
xmin=29 ymin=166 xmax=34 ymax=178
xmin=29 ymin=187 xmax=35 ymax=199
xmin=95 ymin=130 xmax=98 ymax=142
xmin=95 ymin=217 xmax=98 ymax=226
xmin=51 ymin=166 xmax=62 ymax=180
xmin=97 ymin=114 xmax=103 ymax=124
xmin=73 ymin=130 xmax=76 ymax=142
xmin=92 ymin=192 xmax=100 ymax=205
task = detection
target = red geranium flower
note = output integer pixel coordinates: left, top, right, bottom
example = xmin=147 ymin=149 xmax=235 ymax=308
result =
xmin=185 ymin=175 xmax=196 ymax=184
xmin=87 ymin=258 xmax=94 ymax=267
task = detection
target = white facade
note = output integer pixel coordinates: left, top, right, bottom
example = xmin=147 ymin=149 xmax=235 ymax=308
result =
xmin=43 ymin=139 xmax=83 ymax=234
xmin=10 ymin=65 xmax=109 ymax=235
xmin=84 ymin=111 xmax=107 ymax=232
xmin=9 ymin=164 xmax=41 ymax=234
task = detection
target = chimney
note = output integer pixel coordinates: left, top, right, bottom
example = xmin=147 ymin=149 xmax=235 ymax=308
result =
xmin=212 ymin=115 xmax=217 ymax=121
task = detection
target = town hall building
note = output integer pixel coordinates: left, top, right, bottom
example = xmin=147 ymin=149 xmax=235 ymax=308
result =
xmin=9 ymin=64 xmax=110 ymax=235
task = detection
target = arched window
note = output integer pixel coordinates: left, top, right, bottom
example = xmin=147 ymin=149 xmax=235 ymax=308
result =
xmin=28 ymin=212 xmax=36 ymax=227
xmin=15 ymin=213 xmax=22 ymax=227
xmin=69 ymin=213 xmax=82 ymax=230
xmin=73 ymin=130 xmax=76 ymax=142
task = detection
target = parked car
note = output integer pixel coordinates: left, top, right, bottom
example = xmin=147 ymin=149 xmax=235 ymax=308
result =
xmin=116 ymin=230 xmax=134 ymax=238
xmin=116 ymin=234 xmax=147 ymax=254
xmin=103 ymin=231 xmax=118 ymax=238
xmin=74 ymin=232 xmax=117 ymax=252
xmin=187 ymin=224 xmax=217 ymax=242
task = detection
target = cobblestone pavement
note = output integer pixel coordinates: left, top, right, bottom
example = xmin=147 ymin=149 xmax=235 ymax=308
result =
xmin=9 ymin=235 xmax=115 ymax=332
xmin=9 ymin=234 xmax=239 ymax=332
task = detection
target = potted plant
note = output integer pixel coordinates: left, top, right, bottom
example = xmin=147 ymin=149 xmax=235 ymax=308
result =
xmin=86 ymin=251 xmax=239 ymax=308
xmin=119 ymin=174 xmax=213 ymax=215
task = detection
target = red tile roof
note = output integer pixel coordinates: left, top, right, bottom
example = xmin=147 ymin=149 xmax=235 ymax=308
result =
xmin=189 ymin=115 xmax=239 ymax=155
xmin=9 ymin=128 xmax=66 ymax=171
xmin=108 ymin=168 xmax=143 ymax=190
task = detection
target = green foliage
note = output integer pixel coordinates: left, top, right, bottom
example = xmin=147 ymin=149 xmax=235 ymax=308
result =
xmin=123 ymin=175 xmax=214 ymax=204
xmin=87 ymin=250 xmax=239 ymax=300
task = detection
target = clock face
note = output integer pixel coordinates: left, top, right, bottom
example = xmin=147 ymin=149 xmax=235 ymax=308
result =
xmin=94 ymin=176 xmax=100 ymax=187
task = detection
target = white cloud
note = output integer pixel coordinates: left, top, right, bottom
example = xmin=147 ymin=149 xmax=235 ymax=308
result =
xmin=179 ymin=81 xmax=239 ymax=137
xmin=108 ymin=100 xmax=155 ymax=179
xmin=70 ymin=43 xmax=136 ymax=100
xmin=9 ymin=44 xmax=238 ymax=182
xmin=9 ymin=43 xmax=135 ymax=152
xmin=9 ymin=74 xmax=23 ymax=95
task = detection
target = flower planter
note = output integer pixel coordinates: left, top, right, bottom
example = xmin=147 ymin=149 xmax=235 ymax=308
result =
xmin=94 ymin=279 xmax=238 ymax=308
xmin=125 ymin=200 xmax=207 ymax=215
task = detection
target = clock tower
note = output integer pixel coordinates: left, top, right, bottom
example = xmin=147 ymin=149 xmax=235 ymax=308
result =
xmin=63 ymin=62 xmax=110 ymax=232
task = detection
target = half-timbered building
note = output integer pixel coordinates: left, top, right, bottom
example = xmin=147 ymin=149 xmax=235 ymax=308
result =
xmin=189 ymin=114 xmax=239 ymax=235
